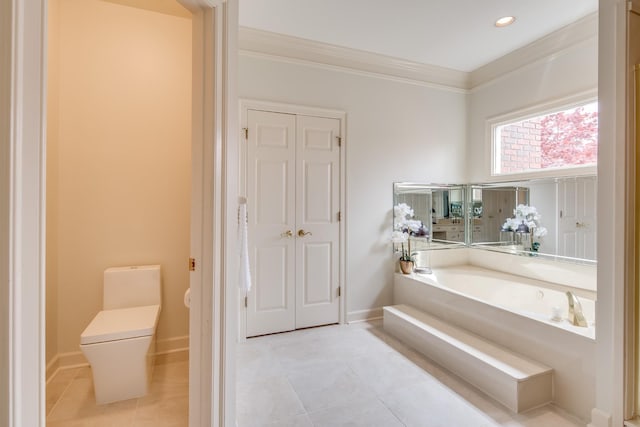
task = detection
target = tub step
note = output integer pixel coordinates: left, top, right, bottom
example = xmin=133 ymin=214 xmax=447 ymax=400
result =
xmin=383 ymin=304 xmax=553 ymax=413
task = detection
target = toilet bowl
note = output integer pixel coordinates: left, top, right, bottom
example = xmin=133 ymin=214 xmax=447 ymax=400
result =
xmin=80 ymin=265 xmax=161 ymax=404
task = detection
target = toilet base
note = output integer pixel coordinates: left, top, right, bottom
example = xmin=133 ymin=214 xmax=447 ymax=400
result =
xmin=80 ymin=334 xmax=155 ymax=405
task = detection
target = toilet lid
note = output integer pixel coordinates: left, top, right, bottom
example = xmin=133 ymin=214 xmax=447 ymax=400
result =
xmin=80 ymin=305 xmax=160 ymax=345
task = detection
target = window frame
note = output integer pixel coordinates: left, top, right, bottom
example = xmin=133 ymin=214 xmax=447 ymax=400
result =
xmin=487 ymin=90 xmax=598 ymax=180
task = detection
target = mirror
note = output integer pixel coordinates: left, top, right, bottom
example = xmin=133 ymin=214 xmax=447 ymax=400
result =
xmin=393 ymin=183 xmax=466 ymax=250
xmin=468 ymin=175 xmax=597 ymax=263
xmin=393 ymin=176 xmax=597 ymax=265
xmin=469 ymin=185 xmax=530 ymax=244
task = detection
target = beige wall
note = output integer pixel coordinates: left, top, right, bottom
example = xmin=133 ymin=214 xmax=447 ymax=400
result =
xmin=46 ymin=0 xmax=61 ymax=365
xmin=47 ymin=0 xmax=192 ymax=359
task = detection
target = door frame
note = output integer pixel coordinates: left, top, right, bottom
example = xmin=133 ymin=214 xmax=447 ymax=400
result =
xmin=1 ymin=0 xmax=237 ymax=426
xmin=238 ymin=99 xmax=347 ymax=340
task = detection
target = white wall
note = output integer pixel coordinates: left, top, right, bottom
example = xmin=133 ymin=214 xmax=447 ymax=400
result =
xmin=238 ymin=55 xmax=468 ymax=318
xmin=467 ymin=36 xmax=598 ymax=183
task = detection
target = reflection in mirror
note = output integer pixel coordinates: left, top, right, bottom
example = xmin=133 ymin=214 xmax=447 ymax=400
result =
xmin=470 ymin=186 xmax=529 ymax=243
xmin=469 ymin=176 xmax=597 ymax=263
xmin=393 ymin=183 xmax=466 ymax=247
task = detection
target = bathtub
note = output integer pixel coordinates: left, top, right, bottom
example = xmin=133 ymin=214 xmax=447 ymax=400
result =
xmin=413 ymin=265 xmax=595 ymax=338
xmin=394 ymin=264 xmax=596 ymax=421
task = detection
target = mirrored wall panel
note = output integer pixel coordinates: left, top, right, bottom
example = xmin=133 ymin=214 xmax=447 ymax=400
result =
xmin=393 ymin=176 xmax=597 ymax=265
xmin=468 ymin=176 xmax=596 ymax=262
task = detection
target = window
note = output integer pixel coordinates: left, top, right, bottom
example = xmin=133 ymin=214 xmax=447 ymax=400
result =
xmin=492 ymin=100 xmax=598 ymax=176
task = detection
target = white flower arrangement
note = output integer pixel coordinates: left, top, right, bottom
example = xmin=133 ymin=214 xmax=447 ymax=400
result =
xmin=392 ymin=202 xmax=429 ymax=262
xmin=391 ymin=230 xmax=408 ymax=244
xmin=393 ymin=203 xmax=414 ymax=230
xmin=502 ymin=204 xmax=548 ymax=239
xmin=393 ymin=203 xmax=427 ymax=235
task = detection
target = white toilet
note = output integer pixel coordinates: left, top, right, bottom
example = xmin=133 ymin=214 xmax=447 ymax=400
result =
xmin=80 ymin=265 xmax=162 ymax=404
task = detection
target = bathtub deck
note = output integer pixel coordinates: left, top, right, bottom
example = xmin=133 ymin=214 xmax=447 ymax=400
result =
xmin=383 ymin=304 xmax=553 ymax=413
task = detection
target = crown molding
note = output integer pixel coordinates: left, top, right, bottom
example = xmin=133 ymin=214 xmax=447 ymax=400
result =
xmin=470 ymin=12 xmax=598 ymax=89
xmin=238 ymin=26 xmax=471 ymax=91
xmin=239 ymin=12 xmax=598 ymax=93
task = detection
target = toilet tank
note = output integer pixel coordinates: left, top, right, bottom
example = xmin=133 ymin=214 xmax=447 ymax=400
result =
xmin=103 ymin=265 xmax=161 ymax=310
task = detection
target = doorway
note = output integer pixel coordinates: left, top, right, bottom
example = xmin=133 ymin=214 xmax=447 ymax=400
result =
xmin=45 ymin=0 xmax=192 ymax=424
xmin=240 ymin=101 xmax=346 ymax=338
xmin=3 ymin=0 xmax=234 ymax=425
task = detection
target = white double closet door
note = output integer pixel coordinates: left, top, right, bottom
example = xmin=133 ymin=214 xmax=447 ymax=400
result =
xmin=246 ymin=109 xmax=341 ymax=337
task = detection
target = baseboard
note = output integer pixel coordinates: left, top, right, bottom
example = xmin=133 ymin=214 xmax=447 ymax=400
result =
xmin=588 ymin=408 xmax=612 ymax=427
xmin=347 ymin=308 xmax=383 ymax=323
xmin=45 ymin=355 xmax=60 ymax=383
xmin=155 ymin=335 xmax=189 ymax=354
xmin=47 ymin=335 xmax=190 ymax=381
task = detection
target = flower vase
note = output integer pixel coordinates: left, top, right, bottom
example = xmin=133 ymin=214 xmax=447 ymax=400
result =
xmin=399 ymin=260 xmax=414 ymax=274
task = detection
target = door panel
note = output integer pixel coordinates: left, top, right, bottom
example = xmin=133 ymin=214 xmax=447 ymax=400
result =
xmin=304 ymin=162 xmax=333 ymax=223
xmin=295 ymin=115 xmax=340 ymax=329
xmin=246 ymin=110 xmax=296 ymax=337
xmin=302 ymin=243 xmax=333 ymax=305
xmin=256 ymin=161 xmax=289 ymax=224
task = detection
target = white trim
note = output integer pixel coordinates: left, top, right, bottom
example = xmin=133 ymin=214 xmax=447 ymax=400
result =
xmin=594 ymin=0 xmax=627 ymax=425
xmin=239 ymin=27 xmax=470 ymax=91
xmin=0 ymin=0 xmax=13 ymax=423
xmin=238 ymin=99 xmax=347 ymax=339
xmin=239 ymin=50 xmax=469 ymax=94
xmin=470 ymin=12 xmax=599 ymax=89
xmin=3 ymin=0 xmax=47 ymax=426
xmin=185 ymin=1 xmax=236 ymax=425
xmin=347 ymin=308 xmax=384 ymax=324
xmin=181 ymin=1 xmax=237 ymax=425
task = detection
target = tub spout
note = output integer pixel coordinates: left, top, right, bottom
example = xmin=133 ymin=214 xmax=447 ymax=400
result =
xmin=566 ymin=291 xmax=588 ymax=327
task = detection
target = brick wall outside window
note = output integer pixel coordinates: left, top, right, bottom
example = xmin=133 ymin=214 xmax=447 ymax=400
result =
xmin=499 ymin=118 xmax=543 ymax=174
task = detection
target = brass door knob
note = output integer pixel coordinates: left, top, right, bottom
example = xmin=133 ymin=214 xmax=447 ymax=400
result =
xmin=281 ymin=230 xmax=293 ymax=238
xmin=298 ymin=229 xmax=312 ymax=237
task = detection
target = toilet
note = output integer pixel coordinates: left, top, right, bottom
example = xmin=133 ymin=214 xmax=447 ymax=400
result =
xmin=80 ymin=265 xmax=161 ymax=404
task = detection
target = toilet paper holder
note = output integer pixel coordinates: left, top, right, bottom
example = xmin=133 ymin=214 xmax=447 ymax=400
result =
xmin=184 ymin=288 xmax=191 ymax=308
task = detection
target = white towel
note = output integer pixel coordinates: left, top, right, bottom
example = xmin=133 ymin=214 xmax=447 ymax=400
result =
xmin=238 ymin=203 xmax=252 ymax=293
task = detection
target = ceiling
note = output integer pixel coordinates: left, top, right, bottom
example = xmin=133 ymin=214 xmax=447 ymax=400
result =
xmin=239 ymin=0 xmax=598 ymax=72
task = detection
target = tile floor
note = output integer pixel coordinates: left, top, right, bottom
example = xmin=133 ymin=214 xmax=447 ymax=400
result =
xmin=236 ymin=320 xmax=586 ymax=427
xmin=46 ymin=320 xmax=586 ymax=427
xmin=46 ymin=352 xmax=188 ymax=426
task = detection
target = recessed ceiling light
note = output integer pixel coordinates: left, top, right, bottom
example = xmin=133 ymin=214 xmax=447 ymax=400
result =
xmin=495 ymin=16 xmax=516 ymax=27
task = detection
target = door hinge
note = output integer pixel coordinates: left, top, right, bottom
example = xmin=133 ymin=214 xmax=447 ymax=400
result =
xmin=338 ymin=211 xmax=341 ymax=222
xmin=337 ymin=286 xmax=341 ymax=297
xmin=244 ymin=296 xmax=248 ymax=308
xmin=189 ymin=257 xmax=196 ymax=271
xmin=336 ymin=136 xmax=342 ymax=147
xmin=243 ymin=127 xmax=248 ymax=139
